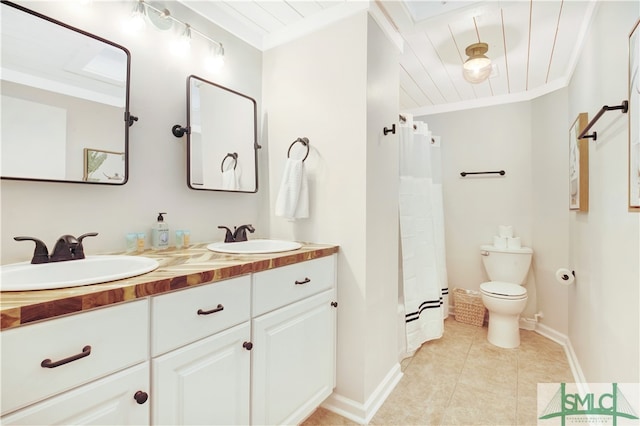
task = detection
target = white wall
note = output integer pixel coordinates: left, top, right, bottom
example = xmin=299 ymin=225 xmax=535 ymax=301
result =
xmin=567 ymin=2 xmax=639 ymax=383
xmin=1 ymin=1 xmax=267 ymax=263
xmin=263 ymin=11 xmax=400 ymax=420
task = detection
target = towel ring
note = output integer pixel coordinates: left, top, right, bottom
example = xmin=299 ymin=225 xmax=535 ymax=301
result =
xmin=287 ymin=137 xmax=310 ymax=162
xmin=220 ymin=152 xmax=238 ymax=172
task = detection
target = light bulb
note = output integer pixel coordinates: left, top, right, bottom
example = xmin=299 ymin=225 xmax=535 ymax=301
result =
xmin=462 ymin=42 xmax=492 ymax=84
xmin=205 ymin=44 xmax=225 ymax=72
xmin=122 ymin=0 xmax=146 ymax=33
xmin=171 ymin=24 xmax=191 ymax=56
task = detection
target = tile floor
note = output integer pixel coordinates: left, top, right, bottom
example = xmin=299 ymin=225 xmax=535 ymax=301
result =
xmin=302 ymin=317 xmax=574 ymax=425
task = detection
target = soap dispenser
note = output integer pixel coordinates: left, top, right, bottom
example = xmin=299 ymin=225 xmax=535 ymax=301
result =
xmin=151 ymin=212 xmax=169 ymax=249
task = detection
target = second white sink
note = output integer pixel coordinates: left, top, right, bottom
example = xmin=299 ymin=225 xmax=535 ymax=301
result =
xmin=0 ymin=255 xmax=160 ymax=292
xmin=207 ymin=239 xmax=302 ymax=254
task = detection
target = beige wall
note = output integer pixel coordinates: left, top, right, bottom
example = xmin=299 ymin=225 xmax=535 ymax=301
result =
xmin=423 ymin=101 xmax=534 ymax=296
xmin=1 ymin=1 xmax=266 ymax=263
xmin=531 ymin=88 xmax=570 ymax=336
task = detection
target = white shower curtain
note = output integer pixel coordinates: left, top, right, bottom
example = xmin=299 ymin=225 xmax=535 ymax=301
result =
xmin=399 ymin=115 xmax=449 ymax=353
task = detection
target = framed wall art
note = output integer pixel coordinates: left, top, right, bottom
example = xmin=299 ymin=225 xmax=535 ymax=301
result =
xmin=629 ymin=19 xmax=640 ymax=211
xmin=569 ymin=113 xmax=589 ymax=212
xmin=83 ymin=148 xmax=125 ymax=183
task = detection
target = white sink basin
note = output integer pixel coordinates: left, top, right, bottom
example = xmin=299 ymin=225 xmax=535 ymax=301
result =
xmin=207 ymin=239 xmax=302 ymax=254
xmin=0 ymin=255 xmax=159 ymax=291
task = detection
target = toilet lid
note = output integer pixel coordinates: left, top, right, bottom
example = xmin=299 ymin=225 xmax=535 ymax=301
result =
xmin=480 ymin=281 xmax=527 ymax=298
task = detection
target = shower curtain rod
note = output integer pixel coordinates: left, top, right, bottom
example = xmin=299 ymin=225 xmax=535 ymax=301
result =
xmin=398 ymin=114 xmax=417 ymax=130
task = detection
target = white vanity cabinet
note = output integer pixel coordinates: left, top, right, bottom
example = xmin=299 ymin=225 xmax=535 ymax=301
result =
xmin=0 ymin=299 xmax=150 ymax=424
xmin=0 ymin=252 xmax=338 ymax=426
xmin=150 ymin=275 xmax=252 ymax=425
xmin=251 ymin=255 xmax=337 ymax=425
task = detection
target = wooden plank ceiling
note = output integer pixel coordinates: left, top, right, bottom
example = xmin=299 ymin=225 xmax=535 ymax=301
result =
xmin=179 ymin=0 xmax=595 ymax=114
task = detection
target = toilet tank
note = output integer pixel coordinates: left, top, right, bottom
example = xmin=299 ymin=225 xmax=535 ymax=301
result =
xmin=480 ymin=245 xmax=533 ymax=284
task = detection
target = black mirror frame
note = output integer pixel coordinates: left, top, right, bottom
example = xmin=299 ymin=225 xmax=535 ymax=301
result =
xmin=0 ymin=0 xmax=133 ymax=186
xmin=182 ymin=75 xmax=259 ymax=193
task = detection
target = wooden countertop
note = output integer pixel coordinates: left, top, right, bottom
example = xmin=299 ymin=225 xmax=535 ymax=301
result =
xmin=0 ymin=242 xmax=338 ymax=331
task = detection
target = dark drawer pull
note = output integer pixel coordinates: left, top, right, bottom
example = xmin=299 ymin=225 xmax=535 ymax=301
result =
xmin=295 ymin=278 xmax=311 ymax=285
xmin=197 ymin=304 xmax=224 ymax=315
xmin=41 ymin=345 xmax=92 ymax=368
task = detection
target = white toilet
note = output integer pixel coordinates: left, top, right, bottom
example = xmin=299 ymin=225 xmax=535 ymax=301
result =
xmin=479 ymin=244 xmax=533 ymax=348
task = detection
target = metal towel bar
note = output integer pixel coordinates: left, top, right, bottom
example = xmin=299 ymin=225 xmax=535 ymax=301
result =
xmin=460 ymin=170 xmax=506 ymax=177
xmin=578 ymin=100 xmax=628 ymax=141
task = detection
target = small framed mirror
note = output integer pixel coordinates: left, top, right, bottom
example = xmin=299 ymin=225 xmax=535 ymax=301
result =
xmin=185 ymin=75 xmax=258 ymax=192
xmin=1 ymin=1 xmax=132 ymax=185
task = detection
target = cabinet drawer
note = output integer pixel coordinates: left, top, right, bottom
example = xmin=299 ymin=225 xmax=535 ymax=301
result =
xmin=1 ymin=362 xmax=150 ymax=425
xmin=151 ymin=275 xmax=251 ymax=356
xmin=253 ymin=255 xmax=336 ymax=316
xmin=1 ymin=299 xmax=148 ymax=415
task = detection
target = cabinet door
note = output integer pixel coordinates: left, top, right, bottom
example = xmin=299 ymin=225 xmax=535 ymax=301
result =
xmin=252 ymin=289 xmax=336 ymax=425
xmin=152 ymin=322 xmax=250 ymax=425
xmin=1 ymin=362 xmax=149 ymax=425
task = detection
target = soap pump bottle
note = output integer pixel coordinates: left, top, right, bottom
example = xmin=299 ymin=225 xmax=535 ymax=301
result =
xmin=151 ymin=212 xmax=169 ymax=249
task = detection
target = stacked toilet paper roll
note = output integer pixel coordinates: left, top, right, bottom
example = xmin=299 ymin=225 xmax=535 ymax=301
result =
xmin=498 ymin=225 xmax=513 ymax=238
xmin=555 ymin=268 xmax=575 ymax=285
xmin=494 ymin=225 xmax=521 ymax=249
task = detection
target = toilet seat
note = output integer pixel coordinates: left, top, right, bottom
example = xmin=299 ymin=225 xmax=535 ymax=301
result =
xmin=480 ymin=281 xmax=527 ymax=300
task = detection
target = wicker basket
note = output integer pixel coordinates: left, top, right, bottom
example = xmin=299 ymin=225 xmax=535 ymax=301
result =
xmin=453 ymin=288 xmax=486 ymax=327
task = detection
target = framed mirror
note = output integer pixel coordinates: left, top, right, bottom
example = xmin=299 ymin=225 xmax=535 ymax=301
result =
xmin=186 ymin=75 xmax=258 ymax=192
xmin=1 ymin=0 xmax=132 ymax=185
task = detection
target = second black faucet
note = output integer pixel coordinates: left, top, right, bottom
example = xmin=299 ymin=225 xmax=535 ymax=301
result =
xmin=217 ymin=224 xmax=255 ymax=243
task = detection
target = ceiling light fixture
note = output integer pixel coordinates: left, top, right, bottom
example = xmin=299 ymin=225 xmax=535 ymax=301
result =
xmin=463 ymin=42 xmax=492 ymax=84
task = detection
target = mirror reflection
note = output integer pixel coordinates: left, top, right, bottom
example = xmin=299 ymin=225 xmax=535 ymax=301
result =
xmin=1 ymin=1 xmax=130 ymax=185
xmin=187 ymin=75 xmax=258 ymax=192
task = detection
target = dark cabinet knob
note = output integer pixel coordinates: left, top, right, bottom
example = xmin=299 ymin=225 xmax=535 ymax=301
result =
xmin=331 ymin=301 xmax=338 ymax=308
xmin=134 ymin=391 xmax=148 ymax=405
xmin=243 ymin=341 xmax=253 ymax=351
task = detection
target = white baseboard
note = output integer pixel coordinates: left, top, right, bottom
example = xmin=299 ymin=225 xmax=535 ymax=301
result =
xmin=535 ymin=323 xmax=586 ymax=384
xmin=321 ymin=362 xmax=403 ymax=424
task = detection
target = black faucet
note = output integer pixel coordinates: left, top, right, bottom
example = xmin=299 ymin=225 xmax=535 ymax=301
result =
xmin=232 ymin=224 xmax=255 ymax=242
xmin=217 ymin=226 xmax=235 ymax=243
xmin=14 ymin=232 xmax=98 ymax=264
xmin=13 ymin=236 xmax=49 ymax=264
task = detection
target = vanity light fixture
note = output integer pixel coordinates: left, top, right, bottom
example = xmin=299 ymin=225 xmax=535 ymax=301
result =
xmin=463 ymin=42 xmax=492 ymax=84
xmin=124 ymin=0 xmax=225 ymax=70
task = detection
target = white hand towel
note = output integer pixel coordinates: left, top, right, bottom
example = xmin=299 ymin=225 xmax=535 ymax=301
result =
xmin=222 ymin=169 xmax=239 ymax=190
xmin=275 ymin=158 xmax=309 ymax=220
